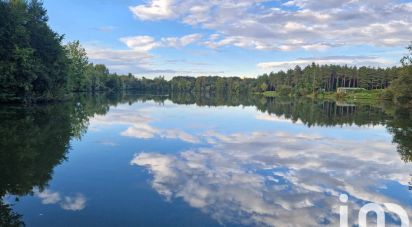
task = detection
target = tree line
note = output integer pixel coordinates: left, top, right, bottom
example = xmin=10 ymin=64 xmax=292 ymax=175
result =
xmin=255 ymin=48 xmax=412 ymax=105
xmin=1 ymin=0 xmax=411 ymax=105
xmin=0 ymin=0 xmax=171 ymax=103
xmin=256 ymin=64 xmax=399 ymax=94
xmin=0 ymin=0 xmax=256 ymax=103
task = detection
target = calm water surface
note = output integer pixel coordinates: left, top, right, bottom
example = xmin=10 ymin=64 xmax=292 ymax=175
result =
xmin=1 ymin=93 xmax=412 ymax=227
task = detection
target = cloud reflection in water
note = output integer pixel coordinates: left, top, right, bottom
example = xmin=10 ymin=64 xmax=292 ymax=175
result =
xmin=36 ymin=190 xmax=87 ymax=211
xmin=132 ymin=130 xmax=412 ymax=226
xmin=92 ymin=106 xmax=199 ymax=143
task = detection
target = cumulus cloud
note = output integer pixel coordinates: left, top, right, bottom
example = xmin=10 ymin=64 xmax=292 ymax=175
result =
xmin=90 ymin=0 xmax=411 ymax=76
xmin=129 ymin=0 xmax=412 ymax=51
xmin=120 ymin=33 xmax=202 ymax=52
xmin=161 ymin=33 xmax=203 ymax=48
xmin=84 ymin=33 xmax=207 ymax=75
xmin=129 ymin=0 xmax=175 ymax=20
xmin=132 ymin=129 xmax=412 ymax=226
xmin=84 ymin=44 xmax=155 ymax=75
xmin=86 ymin=45 xmax=152 ymax=64
xmin=84 ymin=38 xmax=204 ymax=76
xmin=120 ymin=36 xmax=161 ymax=52
xmin=257 ymin=55 xmax=393 ymax=71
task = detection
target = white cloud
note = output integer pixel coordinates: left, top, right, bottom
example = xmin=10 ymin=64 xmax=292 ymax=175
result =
xmin=85 ymin=0 xmax=412 ymax=76
xmin=86 ymin=46 xmax=152 ymax=64
xmin=129 ymin=0 xmax=175 ymax=20
xmin=85 ymin=42 xmax=202 ymax=76
xmin=162 ymin=33 xmax=202 ymax=48
xmin=120 ymin=36 xmax=160 ymax=52
xmin=120 ymin=34 xmax=202 ymax=52
xmin=129 ymin=0 xmax=412 ymax=51
xmin=257 ymin=55 xmax=393 ymax=71
xmin=84 ymin=44 xmax=154 ymax=75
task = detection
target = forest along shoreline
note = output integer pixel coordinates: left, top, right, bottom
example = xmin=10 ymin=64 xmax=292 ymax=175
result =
xmin=1 ymin=1 xmax=412 ymax=108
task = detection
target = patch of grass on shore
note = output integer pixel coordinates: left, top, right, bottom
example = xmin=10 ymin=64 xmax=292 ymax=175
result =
xmin=341 ymin=89 xmax=385 ymax=100
xmin=316 ymin=92 xmax=338 ymax=100
xmin=315 ymin=89 xmax=392 ymax=105
xmin=261 ymin=91 xmax=280 ymax=97
xmin=259 ymin=89 xmax=393 ymax=105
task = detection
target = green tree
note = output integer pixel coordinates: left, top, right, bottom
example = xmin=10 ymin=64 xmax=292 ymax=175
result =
xmin=66 ymin=40 xmax=89 ymax=92
xmin=390 ymin=43 xmax=412 ymax=104
xmin=0 ymin=0 xmax=68 ymax=102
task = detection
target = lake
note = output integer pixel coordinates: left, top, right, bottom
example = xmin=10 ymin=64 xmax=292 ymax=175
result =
xmin=1 ymin=93 xmax=412 ymax=227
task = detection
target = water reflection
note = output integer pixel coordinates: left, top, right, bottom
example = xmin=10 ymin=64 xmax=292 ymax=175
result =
xmin=132 ymin=130 xmax=412 ymax=226
xmin=36 ymin=190 xmax=86 ymax=211
xmin=0 ymin=92 xmax=411 ymax=226
xmin=0 ymin=103 xmax=74 ymax=226
xmin=0 ymin=93 xmax=140 ymax=226
xmin=91 ymin=107 xmax=199 ymax=143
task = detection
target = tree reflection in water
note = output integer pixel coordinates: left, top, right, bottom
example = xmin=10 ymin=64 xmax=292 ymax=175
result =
xmin=0 ymin=93 xmax=140 ymax=226
xmin=0 ymin=92 xmax=411 ymax=226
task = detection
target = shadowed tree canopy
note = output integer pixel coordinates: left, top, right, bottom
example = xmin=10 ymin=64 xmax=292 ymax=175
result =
xmin=389 ymin=43 xmax=412 ymax=105
xmin=0 ymin=0 xmax=68 ymax=103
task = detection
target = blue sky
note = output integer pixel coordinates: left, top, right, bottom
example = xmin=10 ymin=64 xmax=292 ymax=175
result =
xmin=43 ymin=0 xmax=412 ymax=78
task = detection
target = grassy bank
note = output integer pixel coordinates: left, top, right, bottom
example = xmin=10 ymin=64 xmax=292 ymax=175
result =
xmin=258 ymin=89 xmax=392 ymax=104
xmin=315 ymin=89 xmax=392 ymax=105
xmin=261 ymin=91 xmax=280 ymax=97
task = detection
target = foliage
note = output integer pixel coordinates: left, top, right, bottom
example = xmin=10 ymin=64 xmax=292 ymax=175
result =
xmin=277 ymin=85 xmax=292 ymax=96
xmin=0 ymin=0 xmax=68 ymax=103
xmin=66 ymin=41 xmax=89 ymax=92
xmin=389 ymin=43 xmax=412 ymax=105
xmin=0 ymin=202 xmax=24 ymax=227
xmin=380 ymin=89 xmax=394 ymax=100
xmin=0 ymin=0 xmax=411 ymax=106
xmin=262 ymin=91 xmax=279 ymax=97
xmin=170 ymin=76 xmax=254 ymax=94
xmin=64 ymin=43 xmax=172 ymax=93
xmin=256 ymin=64 xmax=401 ymax=97
xmin=337 ymin=89 xmax=385 ymax=100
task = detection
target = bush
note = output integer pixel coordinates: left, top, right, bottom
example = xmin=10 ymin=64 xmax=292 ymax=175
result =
xmin=380 ymin=89 xmax=394 ymax=100
xmin=390 ymin=66 xmax=412 ymax=104
xmin=336 ymin=92 xmax=347 ymax=99
xmin=277 ymin=85 xmax=292 ymax=96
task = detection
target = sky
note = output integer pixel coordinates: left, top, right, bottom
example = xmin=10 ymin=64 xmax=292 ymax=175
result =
xmin=43 ymin=0 xmax=412 ymax=78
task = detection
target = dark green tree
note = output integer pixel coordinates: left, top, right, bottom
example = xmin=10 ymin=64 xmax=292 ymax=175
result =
xmin=0 ymin=0 xmax=68 ymax=103
xmin=390 ymin=43 xmax=412 ymax=104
